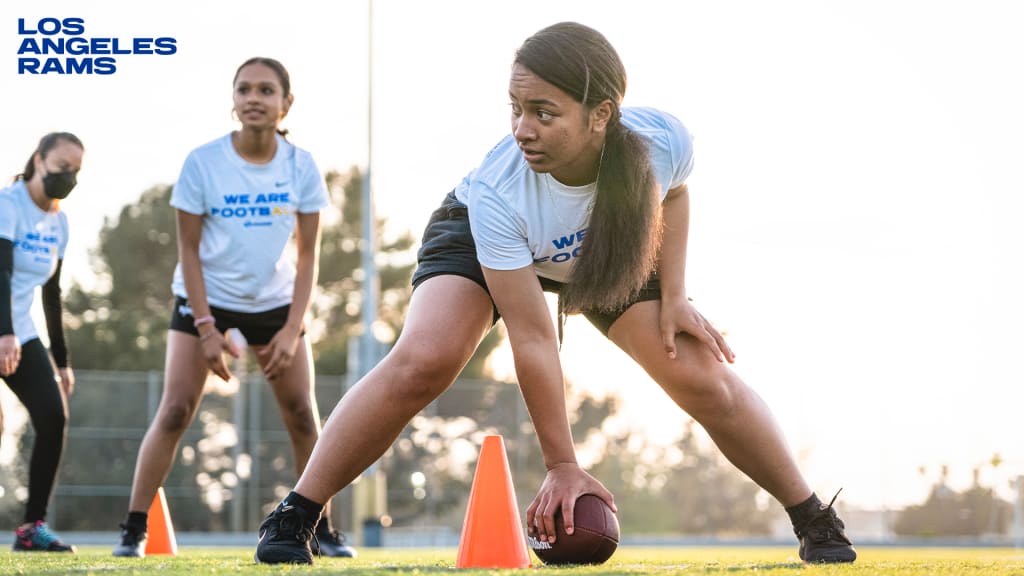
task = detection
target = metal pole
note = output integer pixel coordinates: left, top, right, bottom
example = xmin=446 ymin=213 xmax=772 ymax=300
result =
xmin=1015 ymin=475 xmax=1022 ymax=549
xmin=359 ymin=0 xmax=378 ymax=380
xmin=353 ymin=0 xmax=384 ymax=546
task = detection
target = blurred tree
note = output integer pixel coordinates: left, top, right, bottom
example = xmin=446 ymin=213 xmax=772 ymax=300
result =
xmin=64 ymin=184 xmax=178 ymax=370
xmin=895 ymin=461 xmax=1013 ymax=537
xmin=310 ymin=168 xmax=416 ymax=373
xmin=588 ymin=420 xmax=778 ymax=536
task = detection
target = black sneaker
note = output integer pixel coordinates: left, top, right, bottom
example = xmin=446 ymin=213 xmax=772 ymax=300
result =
xmin=313 ymin=524 xmax=357 ymax=558
xmin=12 ymin=521 xmax=76 ymax=552
xmin=112 ymin=523 xmax=147 ymax=557
xmin=794 ymin=490 xmax=857 ymax=563
xmin=255 ymin=503 xmax=318 ymax=564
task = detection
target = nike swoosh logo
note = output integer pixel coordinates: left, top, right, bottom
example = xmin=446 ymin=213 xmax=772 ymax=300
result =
xmin=275 ymin=181 xmax=288 ymax=187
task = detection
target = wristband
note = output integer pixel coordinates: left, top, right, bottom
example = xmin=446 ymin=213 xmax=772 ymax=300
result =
xmin=193 ymin=315 xmax=215 ymax=328
xmin=199 ymin=328 xmax=219 ymax=342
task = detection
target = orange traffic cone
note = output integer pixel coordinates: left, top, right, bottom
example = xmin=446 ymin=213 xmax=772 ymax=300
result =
xmin=145 ymin=486 xmax=178 ymax=555
xmin=456 ymin=435 xmax=531 ymax=568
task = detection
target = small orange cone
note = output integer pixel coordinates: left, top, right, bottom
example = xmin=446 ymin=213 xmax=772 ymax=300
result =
xmin=145 ymin=486 xmax=178 ymax=555
xmin=456 ymin=435 xmax=530 ymax=568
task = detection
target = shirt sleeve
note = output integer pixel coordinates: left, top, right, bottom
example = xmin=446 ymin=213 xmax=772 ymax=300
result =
xmin=0 ymin=194 xmax=16 ymax=241
xmin=169 ymin=151 xmax=207 ymax=215
xmin=467 ymin=183 xmax=534 ymax=271
xmin=296 ymin=148 xmax=329 ymax=213
xmin=57 ymin=211 xmax=70 ymax=259
xmin=666 ymin=113 xmax=695 ymax=189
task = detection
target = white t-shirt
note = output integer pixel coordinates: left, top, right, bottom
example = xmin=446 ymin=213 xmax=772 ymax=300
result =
xmin=0 ymin=181 xmax=69 ymax=343
xmin=170 ymin=133 xmax=329 ymax=312
xmin=459 ymin=107 xmax=694 ymax=283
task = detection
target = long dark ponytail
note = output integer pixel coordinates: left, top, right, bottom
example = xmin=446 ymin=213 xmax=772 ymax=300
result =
xmin=515 ymin=22 xmax=660 ymax=313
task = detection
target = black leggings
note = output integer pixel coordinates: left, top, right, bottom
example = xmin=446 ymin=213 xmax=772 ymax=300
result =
xmin=1 ymin=338 xmax=67 ymax=524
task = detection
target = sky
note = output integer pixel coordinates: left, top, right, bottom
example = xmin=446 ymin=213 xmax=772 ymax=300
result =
xmin=2 ymin=0 xmax=1024 ymax=511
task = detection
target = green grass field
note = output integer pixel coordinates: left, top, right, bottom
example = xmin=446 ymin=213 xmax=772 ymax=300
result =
xmin=2 ymin=546 xmax=1023 ymax=575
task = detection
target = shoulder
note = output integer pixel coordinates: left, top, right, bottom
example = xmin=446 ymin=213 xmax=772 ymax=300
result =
xmin=469 ymin=135 xmax=534 ymax=198
xmin=193 ymin=133 xmax=231 ymax=156
xmin=0 ymin=182 xmax=23 ymax=210
xmin=184 ymin=133 xmax=233 ymax=166
xmin=623 ymin=107 xmax=690 ymax=144
xmin=287 ymin=140 xmax=320 ymax=172
xmin=0 ymin=183 xmax=16 ymax=203
xmin=622 ymin=107 xmax=692 ymax=164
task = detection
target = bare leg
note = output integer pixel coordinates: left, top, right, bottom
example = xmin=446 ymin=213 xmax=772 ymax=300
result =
xmin=256 ymin=336 xmax=319 ymax=473
xmin=127 ymin=331 xmax=209 ymax=512
xmin=255 ymin=336 xmax=338 ymax=519
xmin=608 ymin=300 xmax=811 ymax=507
xmin=293 ymin=276 xmax=495 ymax=503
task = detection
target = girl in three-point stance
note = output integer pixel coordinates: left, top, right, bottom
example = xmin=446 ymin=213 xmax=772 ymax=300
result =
xmin=255 ymin=23 xmax=856 ymax=565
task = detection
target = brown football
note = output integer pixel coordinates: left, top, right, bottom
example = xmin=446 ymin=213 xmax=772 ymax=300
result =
xmin=529 ymin=494 xmax=619 ymax=565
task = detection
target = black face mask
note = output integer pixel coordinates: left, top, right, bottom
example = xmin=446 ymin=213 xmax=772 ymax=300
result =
xmin=42 ymin=170 xmax=77 ymax=200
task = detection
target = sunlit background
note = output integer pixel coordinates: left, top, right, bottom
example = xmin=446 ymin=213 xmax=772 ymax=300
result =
xmin=2 ymin=0 xmax=1023 ymax=540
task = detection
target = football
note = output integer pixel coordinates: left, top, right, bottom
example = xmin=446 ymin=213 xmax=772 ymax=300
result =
xmin=529 ymin=494 xmax=619 ymax=565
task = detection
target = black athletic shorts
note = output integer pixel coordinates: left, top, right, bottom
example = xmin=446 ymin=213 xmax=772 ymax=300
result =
xmin=411 ymin=190 xmax=662 ymax=336
xmin=169 ymin=296 xmax=300 ymax=346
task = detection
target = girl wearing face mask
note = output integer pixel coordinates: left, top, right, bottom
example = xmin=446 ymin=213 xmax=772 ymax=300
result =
xmin=0 ymin=132 xmax=84 ymax=553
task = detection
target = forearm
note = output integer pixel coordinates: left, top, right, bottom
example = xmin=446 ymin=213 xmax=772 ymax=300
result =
xmin=286 ymin=212 xmax=320 ymax=330
xmin=179 ymin=248 xmax=212 ymax=318
xmin=42 ymin=260 xmax=69 ymax=367
xmin=176 ymin=211 xmax=213 ymax=321
xmin=511 ymin=336 xmax=578 ymax=469
xmin=0 ymin=238 xmax=13 ymax=336
xmin=659 ymin=184 xmax=690 ymax=302
xmin=483 ymin=265 xmax=578 ymax=469
xmin=286 ymin=246 xmax=317 ymax=331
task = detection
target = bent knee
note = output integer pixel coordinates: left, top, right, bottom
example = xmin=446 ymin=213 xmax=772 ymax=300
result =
xmin=280 ymin=401 xmax=319 ymax=437
xmin=662 ymin=367 xmax=740 ymax=420
xmin=385 ymin=346 xmax=464 ymax=403
xmin=156 ymin=402 xmax=196 ymax=434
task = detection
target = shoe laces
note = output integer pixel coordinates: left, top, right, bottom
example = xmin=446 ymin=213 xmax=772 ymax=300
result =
xmin=317 ymin=526 xmax=345 ymax=546
xmin=273 ymin=505 xmax=318 ymax=549
xmin=795 ymin=489 xmax=850 ymax=544
xmin=118 ymin=523 xmax=145 ymax=546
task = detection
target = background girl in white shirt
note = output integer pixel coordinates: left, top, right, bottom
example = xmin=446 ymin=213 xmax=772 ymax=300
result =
xmin=114 ymin=57 xmax=353 ymax=559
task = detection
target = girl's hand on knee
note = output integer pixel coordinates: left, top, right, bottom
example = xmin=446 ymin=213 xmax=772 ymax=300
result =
xmin=258 ymin=324 xmax=300 ymax=380
xmin=200 ymin=329 xmax=239 ymax=381
xmin=660 ymin=298 xmax=734 ymax=363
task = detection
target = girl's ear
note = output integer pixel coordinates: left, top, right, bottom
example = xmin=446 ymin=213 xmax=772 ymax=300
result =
xmin=590 ymin=99 xmax=614 ymax=133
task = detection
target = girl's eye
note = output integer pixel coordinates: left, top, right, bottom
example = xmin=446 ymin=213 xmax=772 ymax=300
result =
xmin=510 ymin=102 xmax=522 ymax=115
xmin=537 ymin=110 xmax=553 ymax=121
